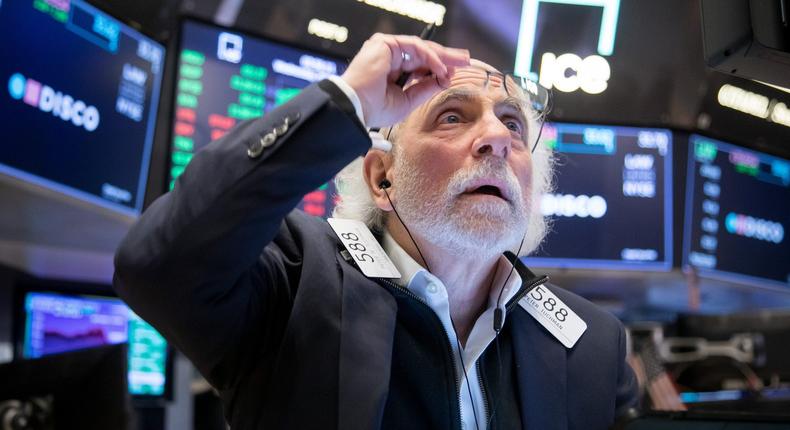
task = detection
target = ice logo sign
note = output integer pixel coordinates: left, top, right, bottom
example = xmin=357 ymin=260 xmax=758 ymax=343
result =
xmin=515 ymin=0 xmax=621 ymax=94
xmin=8 ymin=73 xmax=100 ymax=132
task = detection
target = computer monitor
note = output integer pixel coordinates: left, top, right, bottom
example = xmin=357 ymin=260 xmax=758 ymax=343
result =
xmin=19 ymin=291 xmax=170 ymax=398
xmin=0 ymin=0 xmax=166 ymax=215
xmin=0 ymin=344 xmax=134 ymax=430
xmin=683 ymin=134 xmax=789 ymax=289
xmin=168 ymin=18 xmax=347 ymax=218
xmin=524 ymin=122 xmax=673 ymax=270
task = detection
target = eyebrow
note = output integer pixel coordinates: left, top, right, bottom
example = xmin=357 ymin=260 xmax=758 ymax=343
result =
xmin=428 ymin=89 xmax=528 ymax=126
xmin=499 ymin=96 xmax=530 ymax=124
xmin=429 ymin=88 xmax=479 ymax=110
xmin=430 ymin=87 xmax=528 ymax=113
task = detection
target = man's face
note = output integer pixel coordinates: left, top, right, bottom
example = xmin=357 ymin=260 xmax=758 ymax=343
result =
xmin=389 ymin=62 xmax=535 ymax=255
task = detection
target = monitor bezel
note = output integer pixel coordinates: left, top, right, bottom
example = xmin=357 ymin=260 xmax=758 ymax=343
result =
xmin=0 ymin=0 xmax=168 ymax=216
xmin=522 ymin=120 xmax=675 ymax=272
xmin=12 ymin=280 xmax=175 ymax=404
xmin=682 ymin=133 xmax=790 ymax=291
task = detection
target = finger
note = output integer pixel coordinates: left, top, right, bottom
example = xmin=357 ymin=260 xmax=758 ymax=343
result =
xmin=402 ymin=74 xmax=443 ymax=109
xmin=400 ymin=68 xmax=438 ymax=91
xmin=402 ymin=66 xmax=433 ymax=80
xmin=403 ymin=37 xmax=447 ymax=72
xmin=398 ymin=39 xmax=469 ymax=82
xmin=425 ymin=41 xmax=471 ymax=67
xmin=384 ymin=35 xmax=449 ymax=81
xmin=387 ymin=69 xmax=401 ymax=82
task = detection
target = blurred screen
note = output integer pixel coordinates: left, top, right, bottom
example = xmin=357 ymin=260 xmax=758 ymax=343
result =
xmin=23 ymin=292 xmax=169 ymax=396
xmin=524 ymin=122 xmax=673 ymax=270
xmin=683 ymin=135 xmax=790 ymax=289
xmin=0 ymin=0 xmax=165 ymax=214
xmin=170 ymin=19 xmax=348 ymax=218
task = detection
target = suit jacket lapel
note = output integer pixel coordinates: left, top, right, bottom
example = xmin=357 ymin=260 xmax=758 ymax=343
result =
xmin=511 ymin=308 xmax=568 ymax=430
xmin=335 ymin=251 xmax=398 ymax=430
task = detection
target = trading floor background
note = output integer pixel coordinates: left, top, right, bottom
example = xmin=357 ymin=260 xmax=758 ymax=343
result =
xmin=0 ymin=0 xmax=789 ymax=429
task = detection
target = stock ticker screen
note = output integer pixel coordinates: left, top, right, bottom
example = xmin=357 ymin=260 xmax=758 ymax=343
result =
xmin=22 ymin=292 xmax=169 ymax=396
xmin=684 ymin=135 xmax=790 ymax=289
xmin=524 ymin=122 xmax=672 ymax=270
xmin=0 ymin=0 xmax=165 ymax=215
xmin=169 ymin=19 xmax=347 ymax=218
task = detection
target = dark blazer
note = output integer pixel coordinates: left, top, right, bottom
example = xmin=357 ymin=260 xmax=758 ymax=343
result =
xmin=114 ymin=81 xmax=638 ymax=430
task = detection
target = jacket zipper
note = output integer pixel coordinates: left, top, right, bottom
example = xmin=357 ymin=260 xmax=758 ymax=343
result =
xmin=375 ymin=278 xmax=465 ymax=429
xmin=476 ymin=359 xmax=490 ymax=429
xmin=368 ymin=267 xmax=547 ymax=429
xmin=504 ymin=274 xmax=549 ymax=312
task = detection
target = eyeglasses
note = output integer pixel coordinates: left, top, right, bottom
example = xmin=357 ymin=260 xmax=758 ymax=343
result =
xmin=436 ymin=67 xmax=553 ymax=153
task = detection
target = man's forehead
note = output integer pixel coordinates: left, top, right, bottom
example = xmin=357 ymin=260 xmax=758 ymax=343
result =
xmin=421 ymin=63 xmax=522 ymax=111
xmin=448 ymin=61 xmax=503 ymax=87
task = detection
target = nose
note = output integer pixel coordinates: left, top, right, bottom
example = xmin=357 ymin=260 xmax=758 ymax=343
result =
xmin=471 ymin=113 xmax=512 ymax=159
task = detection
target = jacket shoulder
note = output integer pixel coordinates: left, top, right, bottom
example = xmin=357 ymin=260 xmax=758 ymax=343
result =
xmin=545 ymin=283 xmax=622 ymax=334
xmin=271 ymin=210 xmax=342 ymax=260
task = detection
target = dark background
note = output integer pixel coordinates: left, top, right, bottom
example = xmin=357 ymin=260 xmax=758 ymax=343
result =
xmin=2 ymin=0 xmax=782 ymax=278
xmin=80 ymin=0 xmax=789 ymax=213
xmin=0 ymin=0 xmax=786 ymax=280
xmin=0 ymin=1 xmax=789 ymax=428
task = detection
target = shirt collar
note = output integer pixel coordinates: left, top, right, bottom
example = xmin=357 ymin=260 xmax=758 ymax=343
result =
xmin=381 ymin=231 xmax=523 ymax=308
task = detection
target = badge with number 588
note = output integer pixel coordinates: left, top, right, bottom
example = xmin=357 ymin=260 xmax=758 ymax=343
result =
xmin=328 ymin=218 xmax=401 ymax=279
xmin=518 ymin=285 xmax=587 ymax=348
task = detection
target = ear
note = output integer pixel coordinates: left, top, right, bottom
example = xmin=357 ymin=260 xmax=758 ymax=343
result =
xmin=363 ymin=150 xmax=393 ymax=212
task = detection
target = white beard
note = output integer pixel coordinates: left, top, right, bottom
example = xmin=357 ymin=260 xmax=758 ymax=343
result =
xmin=391 ymin=152 xmax=530 ymax=259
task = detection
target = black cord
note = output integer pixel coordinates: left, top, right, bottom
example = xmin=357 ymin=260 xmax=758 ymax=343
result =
xmin=383 ymin=183 xmax=529 ymax=430
xmin=385 ymin=124 xmax=396 ymax=142
xmin=452 ymin=324 xmax=482 ymax=430
xmin=530 ymin=86 xmax=552 ymax=153
xmin=488 ymin=334 xmax=504 ymax=429
xmin=382 ymin=184 xmax=482 ymax=430
xmin=493 ymin=234 xmax=526 ymax=332
xmin=381 ymin=187 xmax=432 ymax=273
xmin=531 ymin=116 xmax=546 ymax=154
xmin=487 ymin=232 xmax=526 ymax=429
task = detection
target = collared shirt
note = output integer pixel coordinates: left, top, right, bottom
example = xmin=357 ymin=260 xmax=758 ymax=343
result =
xmin=382 ymin=232 xmax=523 ymax=430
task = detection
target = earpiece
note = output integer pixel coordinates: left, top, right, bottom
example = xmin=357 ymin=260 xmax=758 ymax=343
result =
xmin=369 ymin=130 xmax=393 ymax=152
xmin=379 ymin=179 xmax=392 ymax=189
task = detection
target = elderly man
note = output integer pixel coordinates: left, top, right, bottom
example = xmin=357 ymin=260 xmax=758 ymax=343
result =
xmin=114 ymin=34 xmax=638 ymax=430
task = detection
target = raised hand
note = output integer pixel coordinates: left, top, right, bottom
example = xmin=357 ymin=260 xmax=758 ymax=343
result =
xmin=341 ymin=33 xmax=470 ymax=128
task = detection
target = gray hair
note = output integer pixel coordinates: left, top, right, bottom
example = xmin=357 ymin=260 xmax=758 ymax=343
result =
xmin=332 ymin=119 xmax=554 ymax=256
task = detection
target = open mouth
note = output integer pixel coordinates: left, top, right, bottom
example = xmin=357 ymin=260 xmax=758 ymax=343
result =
xmin=464 ymin=184 xmax=508 ymax=201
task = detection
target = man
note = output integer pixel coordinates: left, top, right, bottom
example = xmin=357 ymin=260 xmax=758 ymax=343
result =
xmin=114 ymin=34 xmax=638 ymax=429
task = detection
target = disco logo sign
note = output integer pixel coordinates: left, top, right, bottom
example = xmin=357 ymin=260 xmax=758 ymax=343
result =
xmin=515 ymin=0 xmax=620 ymax=95
xmin=541 ymin=193 xmax=608 ymax=218
xmin=725 ymin=212 xmax=784 ymax=244
xmin=8 ymin=73 xmax=100 ymax=132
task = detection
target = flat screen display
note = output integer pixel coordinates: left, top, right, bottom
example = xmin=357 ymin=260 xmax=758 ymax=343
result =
xmin=524 ymin=122 xmax=673 ymax=270
xmin=22 ymin=291 xmax=169 ymax=396
xmin=683 ymin=135 xmax=790 ymax=289
xmin=0 ymin=0 xmax=165 ymax=214
xmin=170 ymin=19 xmax=348 ymax=218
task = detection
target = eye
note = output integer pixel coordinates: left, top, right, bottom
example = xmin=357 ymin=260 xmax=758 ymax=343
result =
xmin=438 ymin=112 xmax=462 ymax=124
xmin=503 ymin=117 xmax=524 ymax=134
